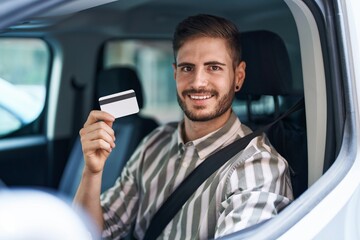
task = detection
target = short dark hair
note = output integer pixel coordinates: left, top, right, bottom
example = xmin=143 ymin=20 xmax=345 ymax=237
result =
xmin=172 ymin=14 xmax=242 ymax=68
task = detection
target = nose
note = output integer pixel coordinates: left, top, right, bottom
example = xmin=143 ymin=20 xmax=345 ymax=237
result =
xmin=192 ymin=68 xmax=208 ymax=88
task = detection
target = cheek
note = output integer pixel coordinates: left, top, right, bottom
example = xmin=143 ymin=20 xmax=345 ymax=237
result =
xmin=217 ymin=77 xmax=235 ymax=92
xmin=175 ymin=74 xmax=188 ymax=89
xmin=175 ymin=79 xmax=186 ymax=93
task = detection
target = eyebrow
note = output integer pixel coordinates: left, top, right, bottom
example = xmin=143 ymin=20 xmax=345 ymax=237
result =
xmin=177 ymin=62 xmax=195 ymax=67
xmin=176 ymin=61 xmax=226 ymax=67
xmin=204 ymin=61 xmax=226 ymax=66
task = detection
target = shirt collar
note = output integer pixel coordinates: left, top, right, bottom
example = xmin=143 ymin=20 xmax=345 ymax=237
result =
xmin=176 ymin=111 xmax=241 ymax=160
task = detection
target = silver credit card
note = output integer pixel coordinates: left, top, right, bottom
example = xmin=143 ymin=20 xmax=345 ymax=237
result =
xmin=99 ymin=89 xmax=139 ymax=118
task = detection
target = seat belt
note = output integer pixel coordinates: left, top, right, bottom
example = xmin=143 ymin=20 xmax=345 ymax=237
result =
xmin=143 ymin=98 xmax=305 ymax=240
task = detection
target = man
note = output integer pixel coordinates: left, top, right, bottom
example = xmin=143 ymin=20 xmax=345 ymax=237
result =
xmin=74 ymin=14 xmax=293 ymax=239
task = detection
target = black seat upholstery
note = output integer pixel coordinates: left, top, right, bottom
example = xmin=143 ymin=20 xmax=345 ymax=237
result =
xmin=59 ymin=67 xmax=158 ymax=197
xmin=236 ymin=31 xmax=307 ymax=198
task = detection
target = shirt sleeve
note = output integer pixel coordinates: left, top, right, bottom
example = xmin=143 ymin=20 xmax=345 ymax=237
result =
xmin=100 ymin=145 xmax=142 ymax=240
xmin=215 ymin=138 xmax=293 ymax=238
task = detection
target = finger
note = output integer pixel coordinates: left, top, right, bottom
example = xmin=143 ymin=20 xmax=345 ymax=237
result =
xmin=82 ymin=138 xmax=114 ymax=154
xmin=80 ymin=121 xmax=116 ymax=142
xmin=104 ymin=120 xmax=114 ymax=129
xmin=82 ymin=127 xmax=116 ymax=149
xmin=84 ymin=110 xmax=115 ymax=127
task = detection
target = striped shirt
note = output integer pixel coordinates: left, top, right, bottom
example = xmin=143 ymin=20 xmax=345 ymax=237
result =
xmin=100 ymin=112 xmax=293 ymax=239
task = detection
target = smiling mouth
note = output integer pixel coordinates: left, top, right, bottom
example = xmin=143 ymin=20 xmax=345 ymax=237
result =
xmin=189 ymin=94 xmax=213 ymax=100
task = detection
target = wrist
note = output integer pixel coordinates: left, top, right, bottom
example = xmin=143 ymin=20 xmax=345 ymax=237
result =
xmin=82 ymin=166 xmax=103 ymax=179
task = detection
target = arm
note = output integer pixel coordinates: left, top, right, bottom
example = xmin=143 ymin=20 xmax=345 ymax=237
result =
xmin=215 ymin=150 xmax=293 ymax=238
xmin=73 ymin=110 xmax=116 ymax=231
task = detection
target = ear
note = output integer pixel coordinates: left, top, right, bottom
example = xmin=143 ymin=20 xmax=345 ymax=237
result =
xmin=234 ymin=61 xmax=246 ymax=92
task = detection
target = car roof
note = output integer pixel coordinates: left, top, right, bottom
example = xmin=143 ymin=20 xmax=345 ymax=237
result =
xmin=6 ymin=0 xmax=295 ymax=37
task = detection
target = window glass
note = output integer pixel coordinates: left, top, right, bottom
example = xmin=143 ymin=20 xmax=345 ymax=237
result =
xmin=232 ymin=96 xmax=276 ymax=119
xmin=104 ymin=40 xmax=182 ymax=123
xmin=0 ymin=38 xmax=49 ymax=136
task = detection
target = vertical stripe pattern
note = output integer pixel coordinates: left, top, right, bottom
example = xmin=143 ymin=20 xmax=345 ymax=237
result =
xmin=100 ymin=112 xmax=293 ymax=239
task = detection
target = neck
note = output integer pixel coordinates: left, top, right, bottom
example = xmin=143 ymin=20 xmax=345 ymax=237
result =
xmin=183 ymin=110 xmax=232 ymax=142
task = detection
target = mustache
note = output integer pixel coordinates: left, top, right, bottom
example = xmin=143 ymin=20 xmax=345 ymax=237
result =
xmin=181 ymin=88 xmax=218 ymax=97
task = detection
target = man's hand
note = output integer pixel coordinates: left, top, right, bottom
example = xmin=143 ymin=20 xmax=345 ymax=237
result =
xmin=79 ymin=110 xmax=116 ymax=174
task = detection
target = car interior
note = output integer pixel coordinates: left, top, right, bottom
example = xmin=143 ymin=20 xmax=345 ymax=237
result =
xmin=59 ymin=66 xmax=159 ymax=197
xmin=235 ymin=30 xmax=307 ymax=198
xmin=0 ymin=0 xmax=346 ymax=238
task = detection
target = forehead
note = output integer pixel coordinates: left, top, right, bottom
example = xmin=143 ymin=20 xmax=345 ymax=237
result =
xmin=176 ymin=37 xmax=232 ymax=63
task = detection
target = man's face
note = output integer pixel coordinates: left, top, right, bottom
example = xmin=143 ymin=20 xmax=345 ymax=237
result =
xmin=174 ymin=37 xmax=245 ymax=122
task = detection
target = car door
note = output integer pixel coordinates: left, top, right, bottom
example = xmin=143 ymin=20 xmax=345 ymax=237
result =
xmin=0 ymin=0 xmax=68 ymax=188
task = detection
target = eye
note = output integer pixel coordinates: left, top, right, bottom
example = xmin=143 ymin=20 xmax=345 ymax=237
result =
xmin=209 ymin=65 xmax=221 ymax=71
xmin=181 ymin=66 xmax=193 ymax=72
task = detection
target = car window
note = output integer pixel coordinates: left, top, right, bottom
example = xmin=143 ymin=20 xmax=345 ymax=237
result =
xmin=0 ymin=38 xmax=49 ymax=137
xmin=104 ymin=40 xmax=182 ymax=123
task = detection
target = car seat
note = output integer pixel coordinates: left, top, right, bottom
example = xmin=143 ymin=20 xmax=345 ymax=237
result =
xmin=235 ymin=31 xmax=307 ymax=198
xmin=59 ymin=67 xmax=159 ymax=198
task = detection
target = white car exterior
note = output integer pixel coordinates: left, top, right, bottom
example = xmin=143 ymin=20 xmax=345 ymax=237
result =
xmin=0 ymin=0 xmax=360 ymax=239
xmin=281 ymin=0 xmax=360 ymax=239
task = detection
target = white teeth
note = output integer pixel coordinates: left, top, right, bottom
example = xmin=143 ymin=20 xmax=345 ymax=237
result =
xmin=190 ymin=95 xmax=212 ymax=100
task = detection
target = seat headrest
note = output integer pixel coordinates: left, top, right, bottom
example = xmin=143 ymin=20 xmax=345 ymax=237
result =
xmin=96 ymin=67 xmax=144 ymax=109
xmin=236 ymin=30 xmax=293 ymax=98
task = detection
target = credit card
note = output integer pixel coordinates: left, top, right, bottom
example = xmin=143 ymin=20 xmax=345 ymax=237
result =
xmin=98 ymin=89 xmax=139 ymax=118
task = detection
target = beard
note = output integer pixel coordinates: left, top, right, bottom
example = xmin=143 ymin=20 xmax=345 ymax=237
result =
xmin=177 ymin=84 xmax=235 ymax=122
